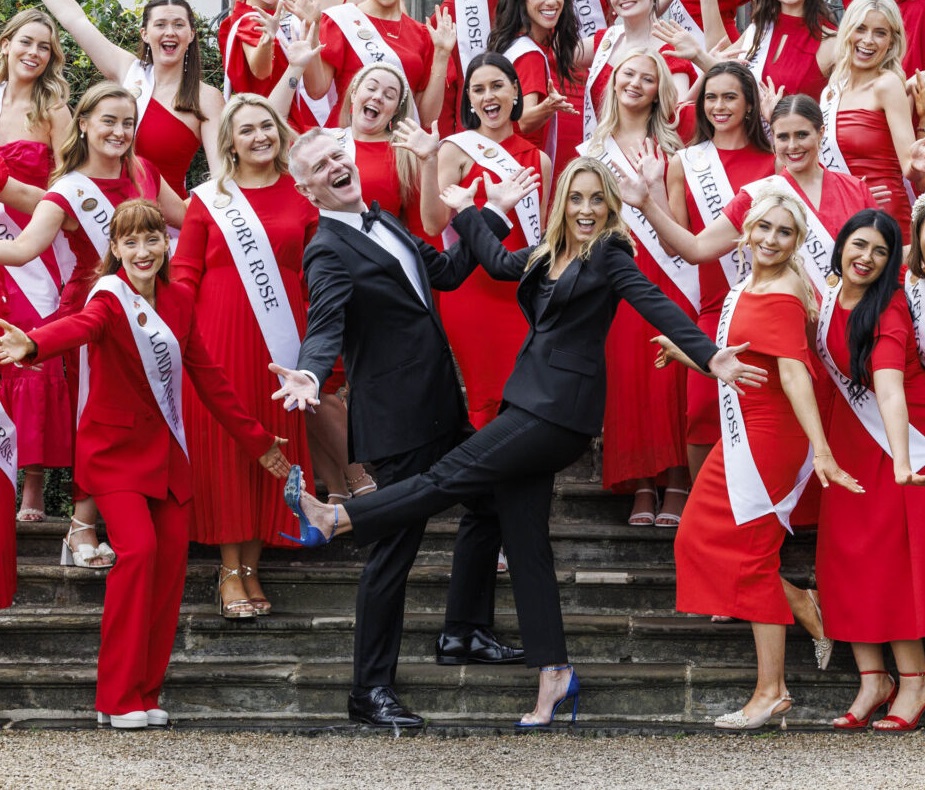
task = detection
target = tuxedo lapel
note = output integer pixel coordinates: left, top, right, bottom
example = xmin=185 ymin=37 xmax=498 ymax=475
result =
xmin=379 ymin=212 xmax=434 ymax=312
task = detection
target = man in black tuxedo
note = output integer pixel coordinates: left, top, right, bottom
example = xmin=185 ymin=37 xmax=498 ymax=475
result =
xmin=279 ymin=129 xmax=524 ymax=727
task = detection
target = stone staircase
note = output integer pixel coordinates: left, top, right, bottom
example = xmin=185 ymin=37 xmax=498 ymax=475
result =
xmin=0 ymin=460 xmax=862 ymax=730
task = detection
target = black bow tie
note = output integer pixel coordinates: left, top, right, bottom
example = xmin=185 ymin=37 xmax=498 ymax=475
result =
xmin=361 ymin=201 xmax=381 ymax=232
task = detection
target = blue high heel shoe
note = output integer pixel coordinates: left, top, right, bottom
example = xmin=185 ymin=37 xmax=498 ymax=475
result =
xmin=279 ymin=466 xmax=336 ymax=547
xmin=515 ymin=664 xmax=580 ymax=727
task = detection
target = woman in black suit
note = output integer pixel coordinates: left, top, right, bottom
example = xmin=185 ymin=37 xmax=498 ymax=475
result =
xmin=277 ymin=156 xmax=765 ymax=726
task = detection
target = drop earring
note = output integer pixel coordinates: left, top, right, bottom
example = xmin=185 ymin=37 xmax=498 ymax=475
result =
xmin=183 ymin=48 xmax=189 ymax=73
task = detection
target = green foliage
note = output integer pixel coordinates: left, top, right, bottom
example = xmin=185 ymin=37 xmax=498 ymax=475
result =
xmin=16 ymin=468 xmax=73 ymax=517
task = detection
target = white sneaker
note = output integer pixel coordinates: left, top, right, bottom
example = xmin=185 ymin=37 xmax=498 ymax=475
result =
xmin=97 ymin=710 xmax=148 ymax=729
xmin=146 ymin=708 xmax=169 ymax=726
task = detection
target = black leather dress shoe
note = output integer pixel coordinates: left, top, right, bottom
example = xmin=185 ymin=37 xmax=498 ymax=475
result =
xmin=348 ymin=686 xmax=424 ymax=728
xmin=435 ymin=627 xmax=526 ymax=665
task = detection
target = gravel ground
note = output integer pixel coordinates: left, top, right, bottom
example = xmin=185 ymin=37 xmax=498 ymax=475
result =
xmin=1 ymin=730 xmax=924 ymax=789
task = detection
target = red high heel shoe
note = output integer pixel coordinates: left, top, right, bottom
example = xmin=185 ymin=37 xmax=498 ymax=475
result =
xmin=873 ymin=671 xmax=925 ymax=732
xmin=833 ymin=670 xmax=896 ymax=729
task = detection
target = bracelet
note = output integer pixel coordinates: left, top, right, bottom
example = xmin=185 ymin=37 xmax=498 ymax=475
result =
xmin=813 ymin=452 xmax=832 ymax=458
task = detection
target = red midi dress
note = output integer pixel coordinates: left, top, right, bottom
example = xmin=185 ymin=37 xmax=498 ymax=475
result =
xmin=684 ymin=144 xmax=775 ymax=446
xmin=0 ymin=412 xmax=15 ymax=608
xmin=602 ymin=159 xmax=698 ymax=488
xmin=815 ymin=292 xmax=925 ymax=642
xmin=172 ymin=175 xmax=317 ymax=546
xmin=835 ymin=108 xmax=912 ymax=244
xmin=675 ymin=293 xmax=813 ymax=623
xmin=0 ymin=140 xmax=71 ymax=468
xmin=440 ymin=133 xmax=544 ymax=428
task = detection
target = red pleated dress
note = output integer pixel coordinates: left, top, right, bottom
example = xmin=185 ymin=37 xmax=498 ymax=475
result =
xmin=675 ymin=293 xmax=813 ymax=623
xmin=440 ymin=133 xmax=543 ymax=428
xmin=172 ymin=175 xmax=317 ymax=546
xmin=816 ymin=292 xmax=925 ymax=642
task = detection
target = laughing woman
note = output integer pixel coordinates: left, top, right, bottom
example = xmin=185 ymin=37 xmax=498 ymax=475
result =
xmin=0 ymin=199 xmax=288 ymax=728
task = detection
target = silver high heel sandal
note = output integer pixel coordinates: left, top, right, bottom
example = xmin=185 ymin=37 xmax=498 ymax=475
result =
xmin=61 ymin=518 xmax=115 ymax=569
xmin=715 ymin=694 xmax=793 ymax=730
xmin=806 ymin=589 xmax=834 ymax=671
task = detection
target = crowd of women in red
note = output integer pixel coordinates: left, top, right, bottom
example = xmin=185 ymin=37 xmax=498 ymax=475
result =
xmin=0 ymin=0 xmax=924 ymax=730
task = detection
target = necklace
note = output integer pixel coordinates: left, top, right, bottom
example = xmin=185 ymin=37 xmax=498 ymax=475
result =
xmin=383 ymin=15 xmax=402 ymax=39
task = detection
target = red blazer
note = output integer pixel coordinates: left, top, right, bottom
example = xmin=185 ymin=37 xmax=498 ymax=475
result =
xmin=29 ymin=270 xmax=274 ymax=503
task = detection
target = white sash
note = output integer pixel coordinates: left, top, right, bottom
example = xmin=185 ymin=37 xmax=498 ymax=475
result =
xmin=665 ymin=0 xmax=705 ymax=75
xmin=504 ymin=37 xmax=557 ymax=167
xmin=0 ymin=401 xmax=15 ymax=489
xmin=193 ymin=179 xmax=301 ymax=385
xmin=817 ymin=280 xmax=925 ymax=469
xmin=331 ymin=126 xmax=358 ymax=161
xmin=123 ymin=60 xmax=155 ymax=127
xmin=905 ymin=270 xmax=925 ymax=368
xmin=741 ymin=174 xmax=834 ymax=294
xmin=678 ymin=141 xmax=748 ymax=288
xmin=579 ymin=137 xmax=701 ymax=311
xmin=46 ymin=172 xmax=116 ymax=260
xmin=717 ymin=280 xmax=813 ymax=532
xmin=818 ymin=84 xmax=850 ymax=174
xmin=445 ymin=131 xmax=543 ymax=246
xmin=739 ymin=22 xmax=774 ymax=82
xmin=78 ymin=275 xmax=187 ymax=457
xmin=323 ymin=4 xmax=420 ymax=122
xmin=572 ymin=0 xmax=607 ymax=38
xmin=0 ymin=209 xmax=61 ymax=319
xmin=455 ymin=0 xmax=491 ymax=75
xmin=583 ymin=25 xmax=622 ymax=142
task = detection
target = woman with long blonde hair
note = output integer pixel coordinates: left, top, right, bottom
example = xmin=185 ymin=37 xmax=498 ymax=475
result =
xmin=172 ymin=93 xmax=316 ymax=618
xmin=655 ymin=187 xmax=861 ymax=729
xmin=819 ymin=0 xmax=916 ymax=243
xmin=0 ymin=9 xmax=72 ymax=527
xmin=579 ymin=48 xmax=691 ymax=527
xmin=275 ymin=155 xmax=765 ymax=726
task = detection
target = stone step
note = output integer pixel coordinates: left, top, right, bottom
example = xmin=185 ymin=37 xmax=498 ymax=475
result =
xmin=10 ymin=559 xmax=817 ymax=616
xmin=0 ymin=606 xmax=848 ymax=671
xmin=16 ymin=517 xmax=821 ymax=570
xmin=0 ymin=660 xmax=863 ymax=726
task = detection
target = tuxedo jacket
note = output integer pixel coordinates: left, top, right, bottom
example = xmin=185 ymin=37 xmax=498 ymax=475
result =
xmin=297 ymin=209 xmax=509 ymax=462
xmin=452 ymin=206 xmax=719 ymax=437
xmin=29 ymin=271 xmax=273 ymax=503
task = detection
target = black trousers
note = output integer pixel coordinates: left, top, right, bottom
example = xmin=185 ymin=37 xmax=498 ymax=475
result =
xmin=352 ymin=425 xmax=501 ymax=692
xmin=347 ymin=406 xmax=591 ymax=668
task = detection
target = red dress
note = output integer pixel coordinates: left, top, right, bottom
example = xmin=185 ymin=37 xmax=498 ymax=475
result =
xmin=172 ymin=175 xmax=317 ymax=546
xmin=602 ymin=158 xmax=697 ymax=488
xmin=440 ymin=134 xmax=543 ymax=428
xmin=684 ymin=145 xmax=775 ymax=446
xmin=318 ymin=11 xmax=434 ymax=128
xmin=836 ymin=108 xmax=912 ymax=244
xmin=134 ymin=99 xmax=200 ymax=199
xmin=680 ymin=0 xmax=741 ymax=43
xmin=816 ymin=293 xmax=925 ymax=642
xmin=0 ymin=140 xmax=71 ymax=468
xmin=0 ymin=426 xmax=15 ymax=608
xmin=744 ymin=14 xmax=833 ymax=102
xmin=675 ymin=293 xmax=813 ymax=623
xmin=508 ymin=45 xmax=584 ymax=185
xmin=899 ymin=0 xmax=925 ymax=77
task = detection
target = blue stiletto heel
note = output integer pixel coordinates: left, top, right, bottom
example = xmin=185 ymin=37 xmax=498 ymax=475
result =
xmin=279 ymin=466 xmax=335 ymax=547
xmin=516 ymin=664 xmax=580 ymax=728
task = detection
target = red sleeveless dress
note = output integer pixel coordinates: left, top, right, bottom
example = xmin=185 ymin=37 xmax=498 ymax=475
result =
xmin=134 ymin=98 xmax=200 ymax=199
xmin=440 ymin=133 xmax=544 ymax=428
xmin=675 ymin=293 xmax=812 ymax=623
xmin=684 ymin=145 xmax=775 ymax=446
xmin=0 ymin=140 xmax=71 ymax=468
xmin=816 ymin=292 xmax=925 ymax=641
xmin=0 ymin=446 xmax=14 ymax=607
xmin=172 ymin=175 xmax=317 ymax=547
xmin=745 ymin=14 xmax=833 ymax=102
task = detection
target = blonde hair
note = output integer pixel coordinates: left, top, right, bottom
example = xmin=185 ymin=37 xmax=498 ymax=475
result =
xmin=527 ymin=157 xmax=634 ymax=270
xmin=340 ymin=62 xmax=419 ymax=208
xmin=0 ymin=9 xmax=69 ymax=132
xmin=591 ymin=48 xmax=682 ymax=156
xmin=51 ymin=82 xmax=143 ymax=189
xmin=99 ymin=198 xmax=170 ymax=283
xmin=829 ymin=0 xmax=906 ymax=88
xmin=215 ymin=93 xmax=291 ymax=197
xmin=737 ymin=186 xmax=818 ymax=321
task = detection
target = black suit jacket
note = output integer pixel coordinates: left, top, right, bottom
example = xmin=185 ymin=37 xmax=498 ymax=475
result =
xmin=451 ymin=206 xmax=719 ymax=437
xmin=298 ymin=208 xmax=509 ymax=462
